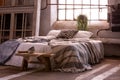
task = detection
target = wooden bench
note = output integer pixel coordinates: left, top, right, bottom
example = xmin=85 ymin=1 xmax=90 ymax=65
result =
xmin=16 ymin=51 xmax=54 ymax=71
xmin=93 ymin=38 xmax=120 ymax=56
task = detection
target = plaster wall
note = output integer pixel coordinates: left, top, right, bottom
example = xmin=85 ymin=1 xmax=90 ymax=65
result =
xmin=40 ymin=0 xmax=57 ymax=36
xmin=40 ymin=0 xmax=50 ymax=36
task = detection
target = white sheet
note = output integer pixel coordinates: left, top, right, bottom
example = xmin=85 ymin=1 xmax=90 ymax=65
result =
xmin=5 ymin=42 xmax=51 ymax=67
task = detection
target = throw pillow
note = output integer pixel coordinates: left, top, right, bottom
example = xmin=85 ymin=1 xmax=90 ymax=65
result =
xmin=57 ymin=30 xmax=78 ymax=39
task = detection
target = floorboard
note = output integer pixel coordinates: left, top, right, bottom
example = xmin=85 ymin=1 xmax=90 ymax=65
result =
xmin=0 ymin=57 xmax=120 ymax=80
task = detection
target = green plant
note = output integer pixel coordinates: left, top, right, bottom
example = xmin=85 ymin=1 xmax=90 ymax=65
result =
xmin=77 ymin=14 xmax=88 ymax=30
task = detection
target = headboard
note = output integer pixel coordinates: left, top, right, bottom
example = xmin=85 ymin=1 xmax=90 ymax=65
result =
xmin=52 ymin=21 xmax=77 ymax=30
xmin=51 ymin=21 xmax=120 ymax=38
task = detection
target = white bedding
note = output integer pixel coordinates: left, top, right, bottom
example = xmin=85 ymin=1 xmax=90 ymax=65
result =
xmin=5 ymin=38 xmax=103 ymax=70
xmin=5 ymin=42 xmax=51 ymax=67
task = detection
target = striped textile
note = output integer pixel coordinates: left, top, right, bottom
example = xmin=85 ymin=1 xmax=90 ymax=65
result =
xmin=50 ymin=40 xmax=104 ymax=73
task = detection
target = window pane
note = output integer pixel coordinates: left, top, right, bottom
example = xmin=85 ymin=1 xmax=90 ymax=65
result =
xmin=58 ymin=5 xmax=65 ymax=9
xmin=26 ymin=13 xmax=33 ymax=29
xmin=83 ymin=5 xmax=90 ymax=9
xmin=74 ymin=9 xmax=81 ymax=19
xmin=66 ymin=0 xmax=73 ymax=4
xmin=66 ymin=5 xmax=73 ymax=9
xmin=91 ymin=0 xmax=99 ymax=5
xmin=83 ymin=0 xmax=90 ymax=4
xmin=74 ymin=0 xmax=82 ymax=4
xmin=59 ymin=0 xmax=65 ymax=4
xmin=100 ymin=0 xmax=108 ymax=5
xmin=91 ymin=9 xmax=99 ymax=20
xmin=100 ymin=9 xmax=107 ymax=20
xmin=58 ymin=10 xmax=65 ymax=20
xmin=66 ymin=10 xmax=73 ymax=20
xmin=66 ymin=0 xmax=73 ymax=9
xmin=16 ymin=13 xmax=23 ymax=29
xmin=4 ymin=14 xmax=11 ymax=29
xmin=82 ymin=9 xmax=90 ymax=20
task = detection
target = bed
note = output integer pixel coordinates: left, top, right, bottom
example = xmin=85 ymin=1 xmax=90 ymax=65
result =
xmin=0 ymin=30 xmax=104 ymax=73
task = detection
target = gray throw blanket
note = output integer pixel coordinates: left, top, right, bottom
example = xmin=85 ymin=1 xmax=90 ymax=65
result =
xmin=0 ymin=40 xmax=20 ymax=65
xmin=0 ymin=37 xmax=50 ymax=65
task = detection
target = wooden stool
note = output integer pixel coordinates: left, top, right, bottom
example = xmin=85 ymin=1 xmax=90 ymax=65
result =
xmin=16 ymin=51 xmax=54 ymax=71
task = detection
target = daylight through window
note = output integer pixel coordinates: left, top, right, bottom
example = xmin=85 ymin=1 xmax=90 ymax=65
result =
xmin=57 ymin=0 xmax=108 ymax=21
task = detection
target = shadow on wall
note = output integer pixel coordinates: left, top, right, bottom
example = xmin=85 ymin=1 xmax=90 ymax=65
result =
xmin=52 ymin=21 xmax=120 ymax=39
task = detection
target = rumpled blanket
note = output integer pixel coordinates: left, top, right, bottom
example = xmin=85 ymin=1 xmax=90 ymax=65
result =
xmin=50 ymin=39 xmax=104 ymax=73
xmin=0 ymin=36 xmax=53 ymax=65
xmin=0 ymin=40 xmax=20 ymax=65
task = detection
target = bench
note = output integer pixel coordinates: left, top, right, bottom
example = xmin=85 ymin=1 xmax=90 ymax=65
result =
xmin=16 ymin=51 xmax=54 ymax=71
xmin=94 ymin=38 xmax=120 ymax=56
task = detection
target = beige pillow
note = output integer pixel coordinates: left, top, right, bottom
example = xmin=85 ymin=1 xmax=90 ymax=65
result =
xmin=47 ymin=30 xmax=61 ymax=37
xmin=73 ymin=31 xmax=93 ymax=38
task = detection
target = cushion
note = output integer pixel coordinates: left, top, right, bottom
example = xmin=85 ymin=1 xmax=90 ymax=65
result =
xmin=56 ymin=30 xmax=78 ymax=39
xmin=73 ymin=31 xmax=93 ymax=38
xmin=47 ymin=30 xmax=61 ymax=37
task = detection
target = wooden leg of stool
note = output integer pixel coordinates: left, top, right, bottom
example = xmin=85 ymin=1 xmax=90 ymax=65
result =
xmin=22 ymin=58 xmax=28 ymax=71
xmin=37 ymin=56 xmax=51 ymax=71
xmin=44 ymin=57 xmax=51 ymax=71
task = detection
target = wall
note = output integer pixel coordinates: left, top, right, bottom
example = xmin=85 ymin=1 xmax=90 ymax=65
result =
xmin=40 ymin=0 xmax=57 ymax=36
xmin=40 ymin=0 xmax=50 ymax=36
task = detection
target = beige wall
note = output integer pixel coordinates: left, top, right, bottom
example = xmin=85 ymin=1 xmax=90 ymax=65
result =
xmin=40 ymin=0 xmax=57 ymax=36
xmin=40 ymin=0 xmax=50 ymax=36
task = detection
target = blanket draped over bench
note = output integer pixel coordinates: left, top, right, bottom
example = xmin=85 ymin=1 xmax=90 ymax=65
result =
xmin=0 ymin=40 xmax=20 ymax=65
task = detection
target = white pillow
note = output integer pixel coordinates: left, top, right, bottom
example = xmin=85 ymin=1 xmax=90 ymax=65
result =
xmin=47 ymin=30 xmax=61 ymax=37
xmin=73 ymin=31 xmax=93 ymax=38
xmin=35 ymin=36 xmax=56 ymax=40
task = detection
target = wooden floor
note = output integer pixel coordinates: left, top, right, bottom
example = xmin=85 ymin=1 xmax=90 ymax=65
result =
xmin=0 ymin=57 xmax=120 ymax=80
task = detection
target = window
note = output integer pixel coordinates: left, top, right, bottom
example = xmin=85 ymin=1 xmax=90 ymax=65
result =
xmin=57 ymin=0 xmax=108 ymax=21
xmin=0 ymin=0 xmax=36 ymax=43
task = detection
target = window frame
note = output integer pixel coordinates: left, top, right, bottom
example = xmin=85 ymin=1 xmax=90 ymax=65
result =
xmin=57 ymin=0 xmax=108 ymax=21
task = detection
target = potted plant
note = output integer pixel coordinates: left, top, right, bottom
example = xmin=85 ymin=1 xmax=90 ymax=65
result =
xmin=77 ymin=14 xmax=88 ymax=30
